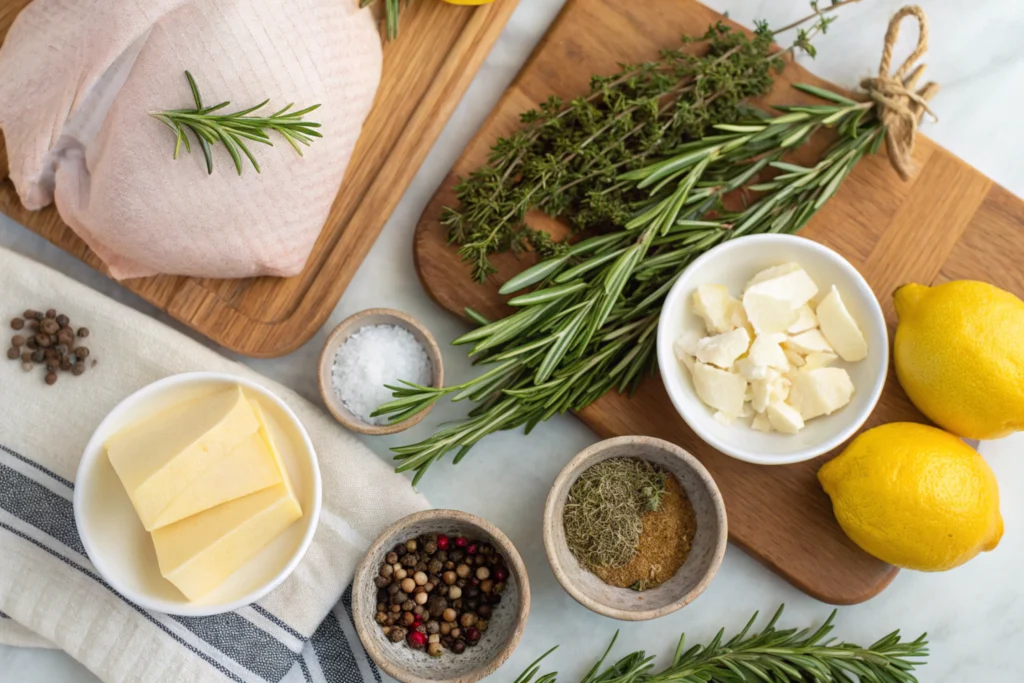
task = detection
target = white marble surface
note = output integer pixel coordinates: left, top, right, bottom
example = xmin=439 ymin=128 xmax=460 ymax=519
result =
xmin=2 ymin=1 xmax=1023 ymax=681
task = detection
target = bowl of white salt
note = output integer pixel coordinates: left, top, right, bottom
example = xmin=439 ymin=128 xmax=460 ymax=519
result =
xmin=318 ymin=308 xmax=443 ymax=435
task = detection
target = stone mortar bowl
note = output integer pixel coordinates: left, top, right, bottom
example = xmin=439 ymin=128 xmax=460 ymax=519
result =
xmin=543 ymin=435 xmax=727 ymax=621
xmin=352 ymin=509 xmax=530 ymax=683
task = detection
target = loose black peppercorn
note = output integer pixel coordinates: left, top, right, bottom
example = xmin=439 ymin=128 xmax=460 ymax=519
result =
xmin=45 ymin=309 xmax=56 ymax=319
xmin=77 ymin=327 xmax=89 ymax=338
xmin=56 ymin=314 xmax=69 ymax=327
xmin=23 ymin=310 xmax=39 ymax=320
xmin=6 ymin=347 xmax=17 ymax=360
xmin=31 ymin=350 xmax=44 ymax=363
xmin=11 ymin=318 xmax=24 ymax=330
xmin=45 ymin=372 xmax=57 ymax=385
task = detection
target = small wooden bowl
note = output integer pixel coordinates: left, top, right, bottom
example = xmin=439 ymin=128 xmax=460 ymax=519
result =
xmin=318 ymin=308 xmax=443 ymax=435
xmin=543 ymin=435 xmax=727 ymax=621
xmin=352 ymin=510 xmax=530 ymax=683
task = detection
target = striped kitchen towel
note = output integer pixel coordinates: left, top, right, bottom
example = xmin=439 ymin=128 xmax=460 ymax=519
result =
xmin=0 ymin=246 xmax=429 ymax=683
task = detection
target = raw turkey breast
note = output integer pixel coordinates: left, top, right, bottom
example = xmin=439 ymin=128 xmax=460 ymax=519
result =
xmin=0 ymin=0 xmax=381 ymax=279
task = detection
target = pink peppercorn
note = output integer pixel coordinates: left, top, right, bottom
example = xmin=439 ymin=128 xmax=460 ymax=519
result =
xmin=466 ymin=543 xmax=478 ymax=555
xmin=454 ymin=537 xmax=468 ymax=548
xmin=436 ymin=534 xmax=450 ymax=551
xmin=407 ymin=631 xmax=427 ymax=649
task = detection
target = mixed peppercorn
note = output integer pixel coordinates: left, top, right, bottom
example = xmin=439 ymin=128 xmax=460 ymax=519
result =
xmin=8 ymin=309 xmax=93 ymax=384
xmin=373 ymin=533 xmax=509 ymax=657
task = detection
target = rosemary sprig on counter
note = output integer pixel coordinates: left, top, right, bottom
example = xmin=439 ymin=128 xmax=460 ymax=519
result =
xmin=151 ymin=71 xmax=322 ymax=175
xmin=375 ymin=87 xmax=881 ymax=483
xmin=515 ymin=606 xmax=929 ymax=683
xmin=444 ymin=0 xmax=860 ymax=281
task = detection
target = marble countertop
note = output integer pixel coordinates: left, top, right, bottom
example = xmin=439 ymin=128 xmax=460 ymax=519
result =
xmin=2 ymin=1 xmax=1022 ymax=681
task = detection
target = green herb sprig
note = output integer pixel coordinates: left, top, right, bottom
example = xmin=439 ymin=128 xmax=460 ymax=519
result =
xmin=360 ymin=0 xmax=408 ymax=41
xmin=443 ymin=0 xmax=860 ymax=282
xmin=151 ymin=71 xmax=322 ymax=175
xmin=374 ymin=88 xmax=880 ymax=483
xmin=515 ymin=606 xmax=929 ymax=683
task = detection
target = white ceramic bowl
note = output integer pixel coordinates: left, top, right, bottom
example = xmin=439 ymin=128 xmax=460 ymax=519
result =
xmin=73 ymin=372 xmax=322 ymax=616
xmin=656 ymin=234 xmax=888 ymax=465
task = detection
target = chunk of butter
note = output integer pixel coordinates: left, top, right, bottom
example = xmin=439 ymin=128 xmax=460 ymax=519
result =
xmin=152 ymin=482 xmax=302 ymax=601
xmin=106 ymin=387 xmax=279 ymax=530
xmin=816 ymin=286 xmax=868 ymax=361
xmin=744 ymin=264 xmax=818 ymax=309
xmin=784 ymin=329 xmax=834 ymax=356
xmin=694 ymin=327 xmax=750 ymax=369
xmin=691 ymin=362 xmax=747 ymax=418
xmin=788 ymin=368 xmax=855 ymax=420
xmin=692 ymin=285 xmax=741 ymax=334
xmin=152 ymin=402 xmax=302 ymax=601
xmin=766 ymin=399 xmax=805 ymax=434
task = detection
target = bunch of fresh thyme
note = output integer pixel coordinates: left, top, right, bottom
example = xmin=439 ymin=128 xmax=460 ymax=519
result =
xmin=444 ymin=0 xmax=859 ymax=281
xmin=374 ymin=87 xmax=880 ymax=483
xmin=515 ymin=606 xmax=928 ymax=683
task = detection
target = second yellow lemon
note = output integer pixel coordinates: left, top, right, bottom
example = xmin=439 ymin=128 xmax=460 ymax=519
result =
xmin=894 ymin=280 xmax=1024 ymax=439
xmin=819 ymin=422 xmax=1002 ymax=572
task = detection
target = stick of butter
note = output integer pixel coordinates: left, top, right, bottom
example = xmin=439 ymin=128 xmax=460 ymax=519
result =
xmin=152 ymin=402 xmax=302 ymax=601
xmin=106 ymin=387 xmax=281 ymax=530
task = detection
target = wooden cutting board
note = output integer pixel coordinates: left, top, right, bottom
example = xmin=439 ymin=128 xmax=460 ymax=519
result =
xmin=0 ymin=0 xmax=518 ymax=357
xmin=414 ymin=0 xmax=1022 ymax=604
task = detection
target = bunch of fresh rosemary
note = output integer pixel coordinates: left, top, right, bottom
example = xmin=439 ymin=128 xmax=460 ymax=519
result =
xmin=375 ymin=87 xmax=880 ymax=483
xmin=515 ymin=606 xmax=928 ymax=683
xmin=444 ymin=1 xmax=858 ymax=281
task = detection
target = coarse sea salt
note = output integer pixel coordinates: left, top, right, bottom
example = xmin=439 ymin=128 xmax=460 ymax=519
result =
xmin=331 ymin=324 xmax=432 ymax=425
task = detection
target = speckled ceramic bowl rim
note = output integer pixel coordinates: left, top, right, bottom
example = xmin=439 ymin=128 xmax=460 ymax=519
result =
xmin=352 ymin=509 xmax=531 ymax=683
xmin=543 ymin=435 xmax=727 ymax=621
xmin=317 ymin=308 xmax=444 ymax=435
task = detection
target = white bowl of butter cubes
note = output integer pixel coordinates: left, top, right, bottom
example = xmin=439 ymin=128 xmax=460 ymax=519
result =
xmin=657 ymin=234 xmax=888 ymax=465
xmin=74 ymin=372 xmax=322 ymax=616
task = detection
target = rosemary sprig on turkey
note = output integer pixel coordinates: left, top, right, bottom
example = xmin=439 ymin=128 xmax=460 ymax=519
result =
xmin=151 ymin=71 xmax=323 ymax=175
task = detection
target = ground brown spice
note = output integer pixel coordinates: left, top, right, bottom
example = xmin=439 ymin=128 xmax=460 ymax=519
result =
xmin=593 ymin=473 xmax=696 ymax=589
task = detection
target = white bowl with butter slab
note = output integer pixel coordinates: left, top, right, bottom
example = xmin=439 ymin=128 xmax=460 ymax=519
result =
xmin=657 ymin=234 xmax=888 ymax=465
xmin=73 ymin=372 xmax=322 ymax=616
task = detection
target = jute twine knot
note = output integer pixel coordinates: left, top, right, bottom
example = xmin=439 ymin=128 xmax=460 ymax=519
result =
xmin=859 ymin=5 xmax=940 ymax=181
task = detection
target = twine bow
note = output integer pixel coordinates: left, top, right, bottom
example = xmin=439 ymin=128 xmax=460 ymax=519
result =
xmin=859 ymin=5 xmax=939 ymax=181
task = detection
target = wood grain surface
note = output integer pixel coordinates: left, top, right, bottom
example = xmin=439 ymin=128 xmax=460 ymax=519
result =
xmin=0 ymin=0 xmax=519 ymax=357
xmin=413 ymin=0 xmax=1017 ymax=604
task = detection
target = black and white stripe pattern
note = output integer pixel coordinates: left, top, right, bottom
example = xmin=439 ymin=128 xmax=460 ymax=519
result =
xmin=0 ymin=443 xmax=379 ymax=683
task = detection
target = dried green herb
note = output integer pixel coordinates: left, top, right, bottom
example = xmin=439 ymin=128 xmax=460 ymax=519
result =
xmin=514 ymin=606 xmax=928 ymax=683
xmin=151 ymin=71 xmax=322 ymax=175
xmin=444 ymin=1 xmax=859 ymax=281
xmin=374 ymin=87 xmax=880 ymax=483
xmin=563 ymin=458 xmax=666 ymax=570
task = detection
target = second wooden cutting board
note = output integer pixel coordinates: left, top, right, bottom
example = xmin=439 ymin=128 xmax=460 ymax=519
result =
xmin=413 ymin=0 xmax=1023 ymax=604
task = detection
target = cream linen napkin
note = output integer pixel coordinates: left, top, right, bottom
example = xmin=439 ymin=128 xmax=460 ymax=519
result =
xmin=0 ymin=247 xmax=429 ymax=682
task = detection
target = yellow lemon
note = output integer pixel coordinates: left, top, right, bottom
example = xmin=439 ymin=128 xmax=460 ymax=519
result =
xmin=894 ymin=280 xmax=1024 ymax=439
xmin=819 ymin=422 xmax=1003 ymax=572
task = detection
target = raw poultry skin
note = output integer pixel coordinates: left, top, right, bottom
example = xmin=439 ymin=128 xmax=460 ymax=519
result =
xmin=0 ymin=0 xmax=382 ymax=279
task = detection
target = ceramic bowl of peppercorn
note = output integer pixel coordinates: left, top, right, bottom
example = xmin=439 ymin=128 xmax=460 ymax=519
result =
xmin=352 ymin=509 xmax=530 ymax=683
xmin=543 ymin=435 xmax=727 ymax=621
